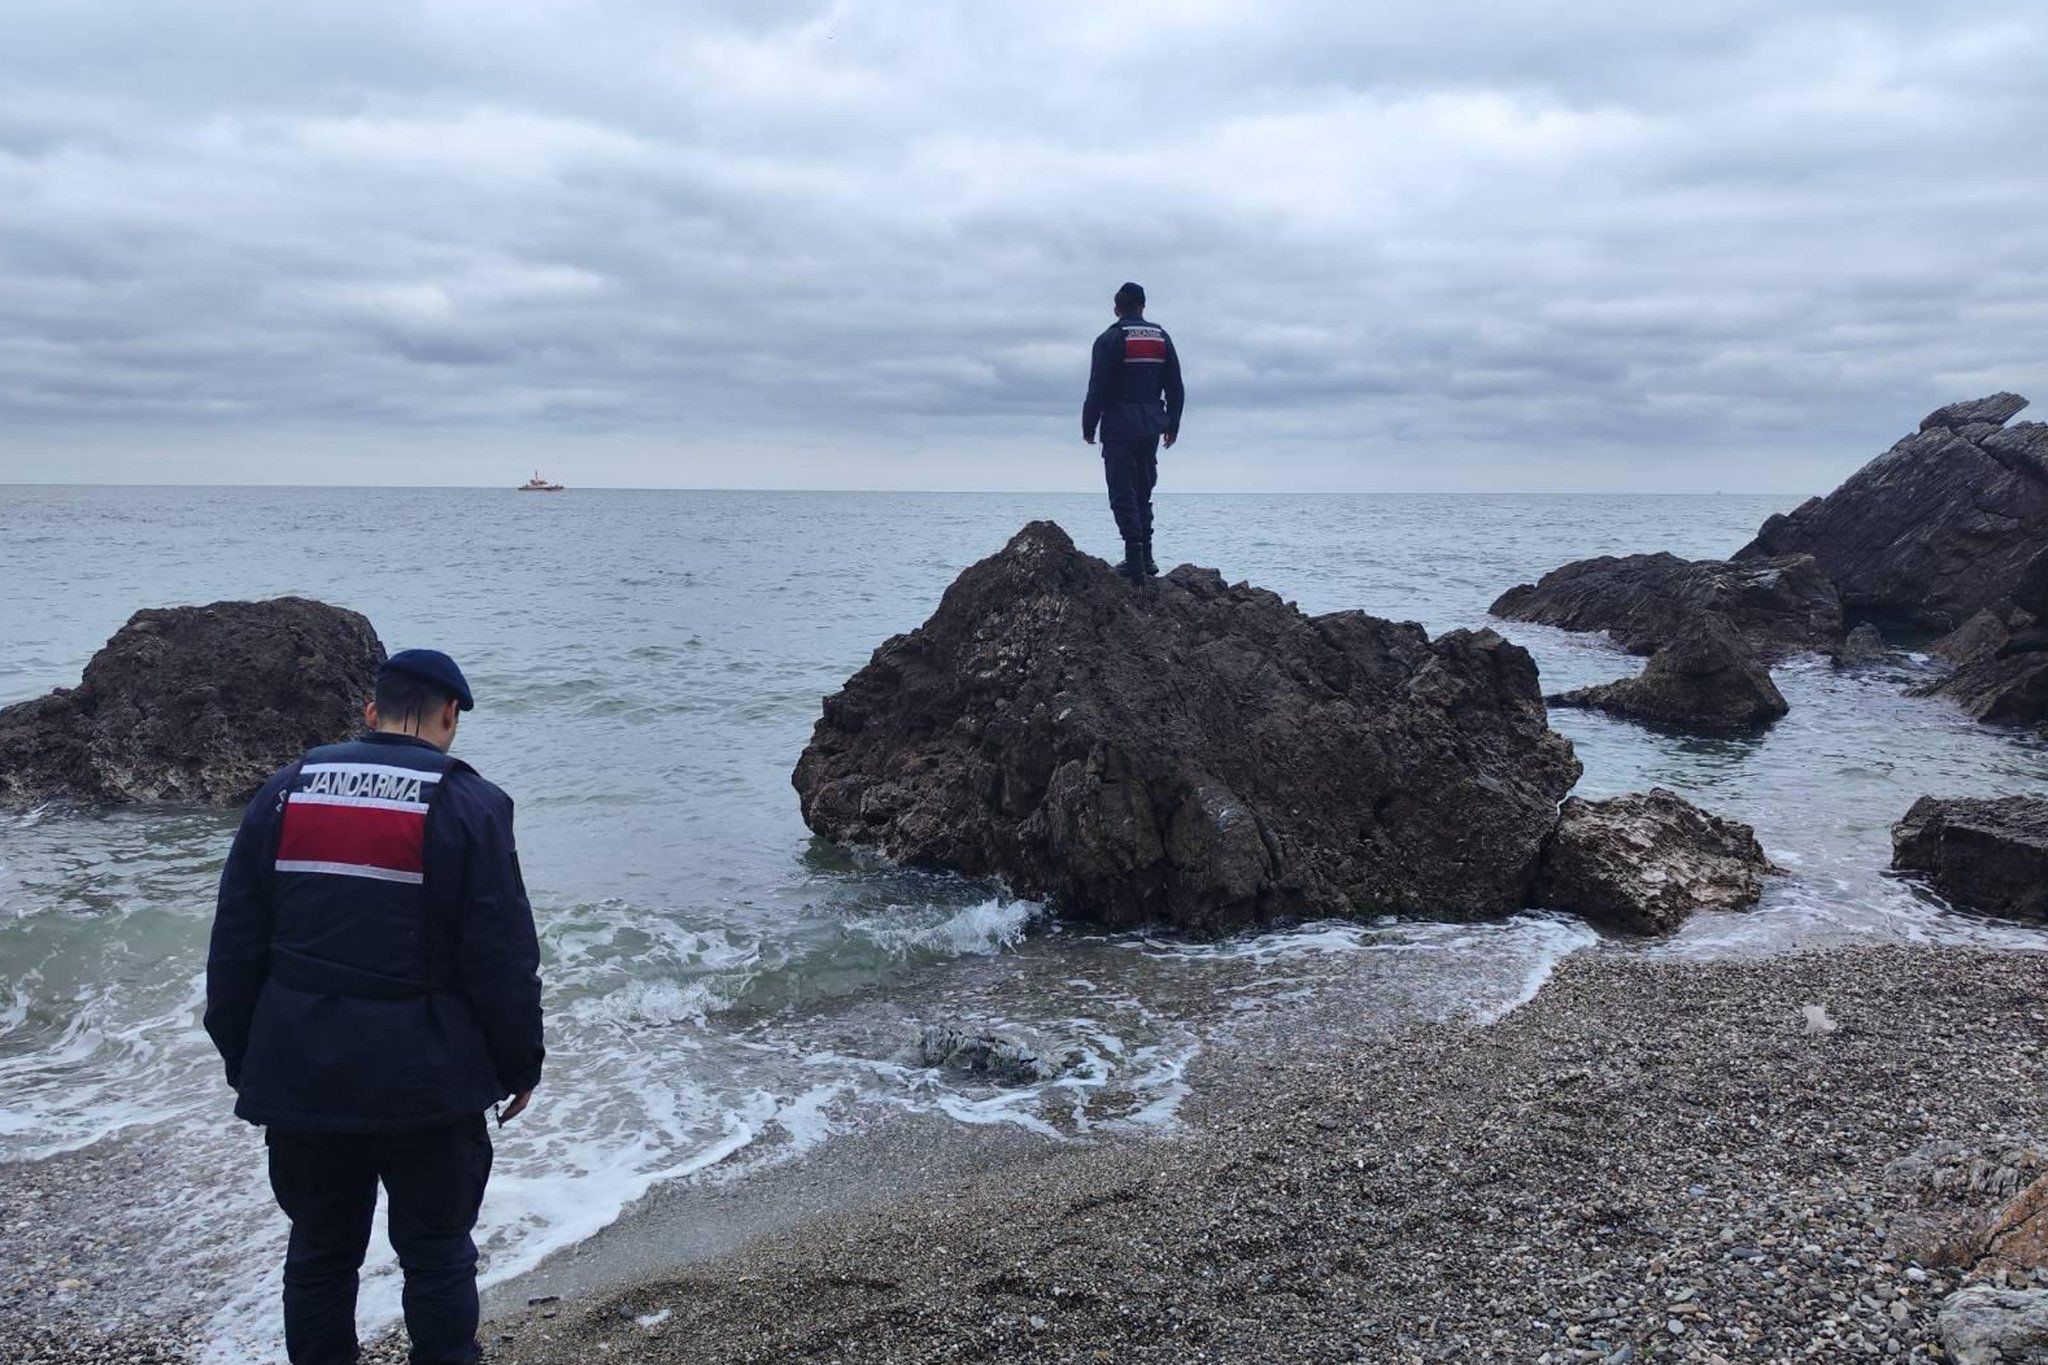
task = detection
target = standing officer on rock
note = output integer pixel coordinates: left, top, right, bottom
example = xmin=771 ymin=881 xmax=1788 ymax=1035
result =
xmin=206 ymin=648 xmax=544 ymax=1365
xmin=1083 ymin=281 xmax=1186 ymax=583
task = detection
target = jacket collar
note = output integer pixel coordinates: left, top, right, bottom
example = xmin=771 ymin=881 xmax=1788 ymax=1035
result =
xmin=358 ymin=730 xmax=445 ymax=754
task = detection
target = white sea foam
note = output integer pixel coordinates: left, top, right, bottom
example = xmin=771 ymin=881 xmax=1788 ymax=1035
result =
xmin=1126 ymin=912 xmax=1599 ymax=1025
xmin=1468 ymin=917 xmax=1602 ymax=1023
xmin=851 ymin=897 xmax=1043 ymax=959
xmin=197 ymin=1082 xmax=853 ymax=1364
xmin=1096 ymin=1032 xmax=1199 ymax=1131
xmin=0 ymin=972 xmax=217 ymax=1161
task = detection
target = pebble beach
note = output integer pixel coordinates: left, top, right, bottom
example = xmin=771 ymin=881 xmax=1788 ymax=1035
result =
xmin=462 ymin=947 xmax=2044 ymax=1361
xmin=8 ymin=944 xmax=2046 ymax=1363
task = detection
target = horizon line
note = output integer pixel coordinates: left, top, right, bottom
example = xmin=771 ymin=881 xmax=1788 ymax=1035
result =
xmin=0 ymin=482 xmax=1797 ymax=497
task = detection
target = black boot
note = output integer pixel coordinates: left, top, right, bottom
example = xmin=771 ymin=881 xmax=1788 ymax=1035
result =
xmin=1118 ymin=539 xmax=1145 ymax=584
xmin=1142 ymin=540 xmax=1159 ymax=576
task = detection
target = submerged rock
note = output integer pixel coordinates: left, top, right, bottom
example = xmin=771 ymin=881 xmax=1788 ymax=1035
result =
xmin=1892 ymin=795 xmax=2048 ymax=921
xmin=793 ymin=521 xmax=1581 ymax=934
xmin=0 ymin=598 xmax=385 ymax=808
xmin=1831 ymin=622 xmax=1891 ymax=669
xmin=1536 ymin=788 xmax=1775 ymax=934
xmin=1738 ymin=393 xmax=2048 ymax=633
xmin=1549 ymin=614 xmax=1788 ymax=735
xmin=1938 ymin=1286 xmax=2048 ymax=1365
xmin=1488 ymin=551 xmax=1842 ymax=659
xmin=917 ymin=1024 xmax=1055 ymax=1086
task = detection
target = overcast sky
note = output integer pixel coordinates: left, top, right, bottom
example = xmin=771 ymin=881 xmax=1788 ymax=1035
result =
xmin=1 ymin=2 xmax=2042 ymax=491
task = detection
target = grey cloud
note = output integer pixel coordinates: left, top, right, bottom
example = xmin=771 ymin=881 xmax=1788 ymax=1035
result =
xmin=0 ymin=1 xmax=2044 ymax=490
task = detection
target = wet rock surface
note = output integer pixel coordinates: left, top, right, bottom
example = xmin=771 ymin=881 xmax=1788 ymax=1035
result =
xmin=1737 ymin=393 xmax=2048 ymax=634
xmin=1488 ymin=550 xmax=1844 ymax=658
xmin=793 ymin=521 xmax=1581 ymax=933
xmin=916 ymin=1024 xmax=1056 ymax=1086
xmin=1537 ymin=787 xmax=1776 ymax=934
xmin=1892 ymin=795 xmax=2048 ymax=921
xmin=0 ymin=597 xmax=384 ymax=809
xmin=1915 ymin=547 xmax=2048 ymax=729
xmin=1833 ymin=622 xmax=1891 ymax=668
xmin=1550 ymin=613 xmax=1790 ymax=735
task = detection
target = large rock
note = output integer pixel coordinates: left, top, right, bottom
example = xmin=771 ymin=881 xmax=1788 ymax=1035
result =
xmin=793 ymin=521 xmax=1582 ymax=934
xmin=1884 ymin=1138 xmax=2048 ymax=1277
xmin=1535 ymin=787 xmax=1775 ymax=934
xmin=1939 ymin=1286 xmax=2048 ymax=1365
xmin=1737 ymin=393 xmax=2048 ymax=632
xmin=0 ymin=598 xmax=385 ymax=808
xmin=1549 ymin=613 xmax=1789 ymax=734
xmin=1915 ymin=548 xmax=2048 ymax=728
xmin=1488 ymin=551 xmax=1843 ymax=659
xmin=1892 ymin=795 xmax=2048 ymax=921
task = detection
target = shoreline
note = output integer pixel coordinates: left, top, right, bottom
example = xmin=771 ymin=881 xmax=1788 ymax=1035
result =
xmin=8 ymin=942 xmax=2045 ymax=1363
xmin=482 ymin=943 xmax=2045 ymax=1363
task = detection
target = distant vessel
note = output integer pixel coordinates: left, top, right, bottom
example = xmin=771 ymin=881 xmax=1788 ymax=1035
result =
xmin=518 ymin=472 xmax=565 ymax=492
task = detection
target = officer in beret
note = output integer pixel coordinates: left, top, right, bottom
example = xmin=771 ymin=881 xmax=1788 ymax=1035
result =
xmin=206 ymin=649 xmax=544 ymax=1365
xmin=1083 ymin=281 xmax=1186 ymax=583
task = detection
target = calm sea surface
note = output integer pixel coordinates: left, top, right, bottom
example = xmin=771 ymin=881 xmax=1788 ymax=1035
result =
xmin=3 ymin=486 xmax=2045 ymax=1358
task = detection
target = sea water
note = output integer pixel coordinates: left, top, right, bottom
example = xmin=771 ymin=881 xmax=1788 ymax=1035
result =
xmin=2 ymin=486 xmax=2044 ymax=1358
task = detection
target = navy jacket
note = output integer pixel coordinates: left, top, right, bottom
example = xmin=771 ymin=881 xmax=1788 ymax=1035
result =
xmin=205 ymin=732 xmax=544 ymax=1132
xmin=1083 ymin=314 xmax=1185 ymax=443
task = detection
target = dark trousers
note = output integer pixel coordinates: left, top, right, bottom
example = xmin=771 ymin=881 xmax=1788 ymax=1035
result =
xmin=1102 ymin=437 xmax=1160 ymax=545
xmin=265 ymin=1116 xmax=493 ymax=1365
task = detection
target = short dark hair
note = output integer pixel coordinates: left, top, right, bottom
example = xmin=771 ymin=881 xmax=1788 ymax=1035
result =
xmin=373 ymin=668 xmax=454 ymax=726
xmin=1115 ymin=287 xmax=1144 ymax=310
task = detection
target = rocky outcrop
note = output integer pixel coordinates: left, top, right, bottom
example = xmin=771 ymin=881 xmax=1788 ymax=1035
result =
xmin=1887 ymin=1137 xmax=2048 ymax=1269
xmin=1549 ymin=614 xmax=1789 ymax=735
xmin=1494 ymin=395 xmax=2048 ymax=732
xmin=0 ymin=598 xmax=385 ymax=808
xmin=1914 ymin=548 xmax=2048 ymax=728
xmin=1738 ymin=393 xmax=2048 ymax=633
xmin=793 ymin=521 xmax=1582 ymax=934
xmin=1939 ymin=1287 xmax=2048 ymax=1365
xmin=1488 ymin=552 xmax=1843 ymax=659
xmin=1892 ymin=796 xmax=2048 ymax=921
xmin=1535 ymin=787 xmax=1775 ymax=934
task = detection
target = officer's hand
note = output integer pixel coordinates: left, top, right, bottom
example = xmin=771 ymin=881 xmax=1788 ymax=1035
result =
xmin=1163 ymin=431 xmax=1177 ymax=449
xmin=1082 ymin=432 xmax=1096 ymax=445
xmin=498 ymin=1090 xmax=534 ymax=1125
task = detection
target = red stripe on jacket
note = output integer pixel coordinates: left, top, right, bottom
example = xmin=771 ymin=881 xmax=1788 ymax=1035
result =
xmin=1123 ymin=337 xmax=1167 ymax=361
xmin=277 ymin=801 xmax=427 ymax=875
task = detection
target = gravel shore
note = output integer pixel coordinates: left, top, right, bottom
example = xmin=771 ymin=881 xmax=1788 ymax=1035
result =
xmin=8 ymin=944 xmax=2044 ymax=1363
xmin=490 ymin=945 xmax=2047 ymax=1364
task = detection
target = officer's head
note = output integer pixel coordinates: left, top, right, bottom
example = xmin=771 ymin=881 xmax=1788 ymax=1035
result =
xmin=366 ymin=649 xmax=474 ymax=752
xmin=1113 ymin=282 xmax=1145 ymax=317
